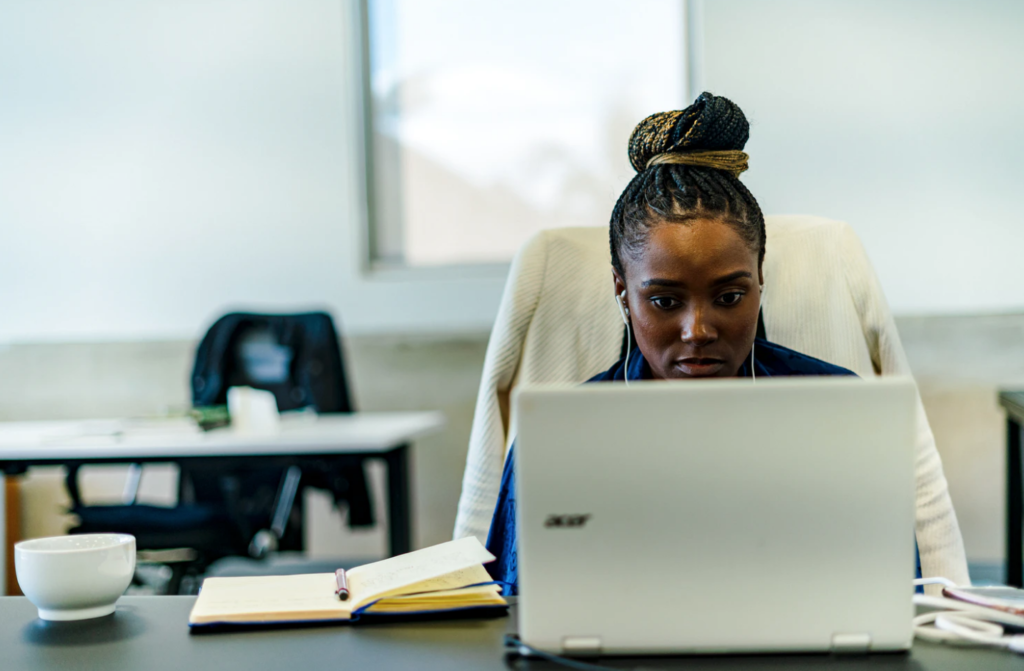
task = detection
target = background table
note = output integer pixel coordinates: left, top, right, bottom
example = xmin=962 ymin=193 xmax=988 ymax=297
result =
xmin=0 ymin=412 xmax=444 ymax=593
xmin=0 ymin=596 xmax=1019 ymax=671
xmin=999 ymin=391 xmax=1024 ymax=586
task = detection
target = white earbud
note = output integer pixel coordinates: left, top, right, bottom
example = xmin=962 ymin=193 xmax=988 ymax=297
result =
xmin=615 ymin=290 xmax=630 ymax=324
xmin=751 ymin=284 xmax=765 ymax=383
xmin=614 ymin=289 xmax=632 ymax=386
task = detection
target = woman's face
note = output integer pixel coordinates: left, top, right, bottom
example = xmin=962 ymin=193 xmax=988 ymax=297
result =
xmin=613 ymin=218 xmax=763 ymax=379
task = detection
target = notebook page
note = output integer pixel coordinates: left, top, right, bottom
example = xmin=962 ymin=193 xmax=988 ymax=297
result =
xmin=391 ymin=563 xmax=492 ymax=596
xmin=190 ymin=573 xmax=351 ymax=624
xmin=367 ymin=584 xmax=505 ymax=614
xmin=377 ymin=583 xmax=504 ymax=605
xmin=347 ymin=537 xmax=494 ymax=607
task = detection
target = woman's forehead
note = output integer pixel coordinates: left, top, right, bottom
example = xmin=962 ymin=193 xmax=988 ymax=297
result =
xmin=626 ymin=219 xmax=759 ymax=284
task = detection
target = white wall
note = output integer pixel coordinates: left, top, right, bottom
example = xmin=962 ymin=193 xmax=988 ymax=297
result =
xmin=699 ymin=0 xmax=1024 ymax=315
xmin=0 ymin=0 xmax=506 ymax=343
xmin=4 ymin=1 xmax=1024 ymax=345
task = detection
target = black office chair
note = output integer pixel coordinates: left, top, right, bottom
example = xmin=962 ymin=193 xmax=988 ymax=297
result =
xmin=67 ymin=311 xmax=374 ymax=593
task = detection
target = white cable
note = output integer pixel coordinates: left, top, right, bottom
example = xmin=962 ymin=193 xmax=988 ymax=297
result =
xmin=751 ymin=284 xmax=763 ymax=383
xmin=914 ymin=577 xmax=958 ymax=588
xmin=623 ymin=321 xmax=631 ymax=387
xmin=615 ymin=290 xmax=631 ymax=387
xmin=911 ymin=578 xmax=1024 ymax=652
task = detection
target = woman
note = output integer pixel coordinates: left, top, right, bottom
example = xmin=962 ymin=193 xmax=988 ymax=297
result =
xmin=486 ymin=92 xmax=967 ymax=594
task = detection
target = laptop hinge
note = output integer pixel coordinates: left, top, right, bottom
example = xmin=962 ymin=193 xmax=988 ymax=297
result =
xmin=831 ymin=633 xmax=871 ymax=654
xmin=561 ymin=636 xmax=602 ymax=656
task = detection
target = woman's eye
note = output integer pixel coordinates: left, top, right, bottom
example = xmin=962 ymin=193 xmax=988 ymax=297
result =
xmin=651 ymin=296 xmax=680 ymax=310
xmin=717 ymin=292 xmax=744 ymax=306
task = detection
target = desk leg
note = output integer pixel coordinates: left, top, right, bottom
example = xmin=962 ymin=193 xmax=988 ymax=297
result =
xmin=0 ymin=473 xmax=4 ymax=595
xmin=4 ymin=475 xmax=22 ymax=596
xmin=384 ymin=444 xmax=411 ymax=557
xmin=1008 ymin=418 xmax=1023 ymax=587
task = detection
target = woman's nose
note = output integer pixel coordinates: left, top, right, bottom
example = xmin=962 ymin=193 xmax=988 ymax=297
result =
xmin=680 ymin=305 xmax=717 ymax=346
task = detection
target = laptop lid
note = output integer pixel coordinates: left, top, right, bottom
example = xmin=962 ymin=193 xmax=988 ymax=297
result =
xmin=514 ymin=377 xmax=916 ymax=655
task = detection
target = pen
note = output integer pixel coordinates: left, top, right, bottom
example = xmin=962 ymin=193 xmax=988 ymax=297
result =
xmin=335 ymin=569 xmax=349 ymax=601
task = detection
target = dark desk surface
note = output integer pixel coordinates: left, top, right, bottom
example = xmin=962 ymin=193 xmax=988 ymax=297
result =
xmin=0 ymin=596 xmax=1019 ymax=671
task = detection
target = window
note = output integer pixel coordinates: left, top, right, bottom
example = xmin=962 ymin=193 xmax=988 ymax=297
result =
xmin=365 ymin=0 xmax=687 ymax=268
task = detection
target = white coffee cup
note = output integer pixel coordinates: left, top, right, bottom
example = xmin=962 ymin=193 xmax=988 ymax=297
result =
xmin=15 ymin=533 xmax=136 ymax=621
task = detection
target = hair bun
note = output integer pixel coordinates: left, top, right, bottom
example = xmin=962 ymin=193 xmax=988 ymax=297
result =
xmin=627 ymin=92 xmax=750 ymax=173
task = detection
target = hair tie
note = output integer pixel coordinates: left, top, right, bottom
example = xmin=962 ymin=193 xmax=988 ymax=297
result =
xmin=645 ymin=150 xmax=749 ymax=178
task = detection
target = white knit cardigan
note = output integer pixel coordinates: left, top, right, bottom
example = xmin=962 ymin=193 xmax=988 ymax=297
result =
xmin=454 ymin=215 xmax=970 ymax=586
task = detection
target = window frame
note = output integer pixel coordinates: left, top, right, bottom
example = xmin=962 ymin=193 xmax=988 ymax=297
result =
xmin=355 ymin=0 xmax=512 ymax=281
xmin=354 ymin=0 xmax=701 ymax=279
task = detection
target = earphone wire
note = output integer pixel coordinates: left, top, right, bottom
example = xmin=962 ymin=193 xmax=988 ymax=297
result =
xmin=615 ymin=289 xmax=632 ymax=387
xmin=623 ymin=321 xmax=631 ymax=387
xmin=751 ymin=283 xmax=764 ymax=383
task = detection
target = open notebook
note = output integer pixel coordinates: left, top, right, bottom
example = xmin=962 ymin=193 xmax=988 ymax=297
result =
xmin=188 ymin=537 xmax=507 ymax=627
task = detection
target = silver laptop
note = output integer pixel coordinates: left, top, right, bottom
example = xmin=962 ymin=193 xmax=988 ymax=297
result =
xmin=513 ymin=377 xmax=916 ymax=655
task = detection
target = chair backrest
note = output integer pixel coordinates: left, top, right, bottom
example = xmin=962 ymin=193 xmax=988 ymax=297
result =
xmin=454 ymin=214 xmax=917 ymax=542
xmin=191 ymin=311 xmax=353 ymax=413
xmin=186 ymin=312 xmax=364 ymax=552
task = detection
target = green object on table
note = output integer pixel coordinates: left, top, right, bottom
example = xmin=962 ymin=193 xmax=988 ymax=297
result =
xmin=190 ymin=405 xmax=230 ymax=431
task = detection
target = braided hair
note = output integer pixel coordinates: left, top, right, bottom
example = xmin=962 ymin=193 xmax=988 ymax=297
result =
xmin=610 ymin=92 xmax=765 ymax=277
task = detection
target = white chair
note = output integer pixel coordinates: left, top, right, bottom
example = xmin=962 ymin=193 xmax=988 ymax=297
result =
xmin=454 ymin=214 xmax=970 ymax=586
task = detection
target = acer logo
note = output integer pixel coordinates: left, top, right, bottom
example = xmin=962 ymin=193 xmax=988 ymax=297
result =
xmin=544 ymin=514 xmax=591 ymax=528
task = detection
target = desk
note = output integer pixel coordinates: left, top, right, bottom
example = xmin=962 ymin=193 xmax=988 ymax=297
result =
xmin=0 ymin=412 xmax=444 ymax=585
xmin=1000 ymin=392 xmax=1024 ymax=586
xmin=0 ymin=597 xmax=1018 ymax=671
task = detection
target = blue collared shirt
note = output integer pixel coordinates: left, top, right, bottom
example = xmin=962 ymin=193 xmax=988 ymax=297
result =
xmin=484 ymin=338 xmax=901 ymax=594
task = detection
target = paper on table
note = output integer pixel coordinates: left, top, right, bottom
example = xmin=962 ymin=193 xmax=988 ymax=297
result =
xmin=347 ymin=537 xmax=495 ymax=605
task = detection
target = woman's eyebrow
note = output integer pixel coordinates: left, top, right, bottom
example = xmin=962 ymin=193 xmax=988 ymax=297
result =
xmin=641 ymin=271 xmax=752 ymax=289
xmin=712 ymin=270 xmax=753 ymax=285
xmin=641 ymin=278 xmax=685 ymax=288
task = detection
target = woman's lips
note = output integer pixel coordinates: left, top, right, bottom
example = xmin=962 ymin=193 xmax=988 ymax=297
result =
xmin=674 ymin=357 xmax=725 ymax=377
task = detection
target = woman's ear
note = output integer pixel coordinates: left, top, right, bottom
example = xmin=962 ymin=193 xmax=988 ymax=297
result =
xmin=611 ymin=268 xmax=627 ymax=303
xmin=611 ymin=268 xmax=630 ymax=320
